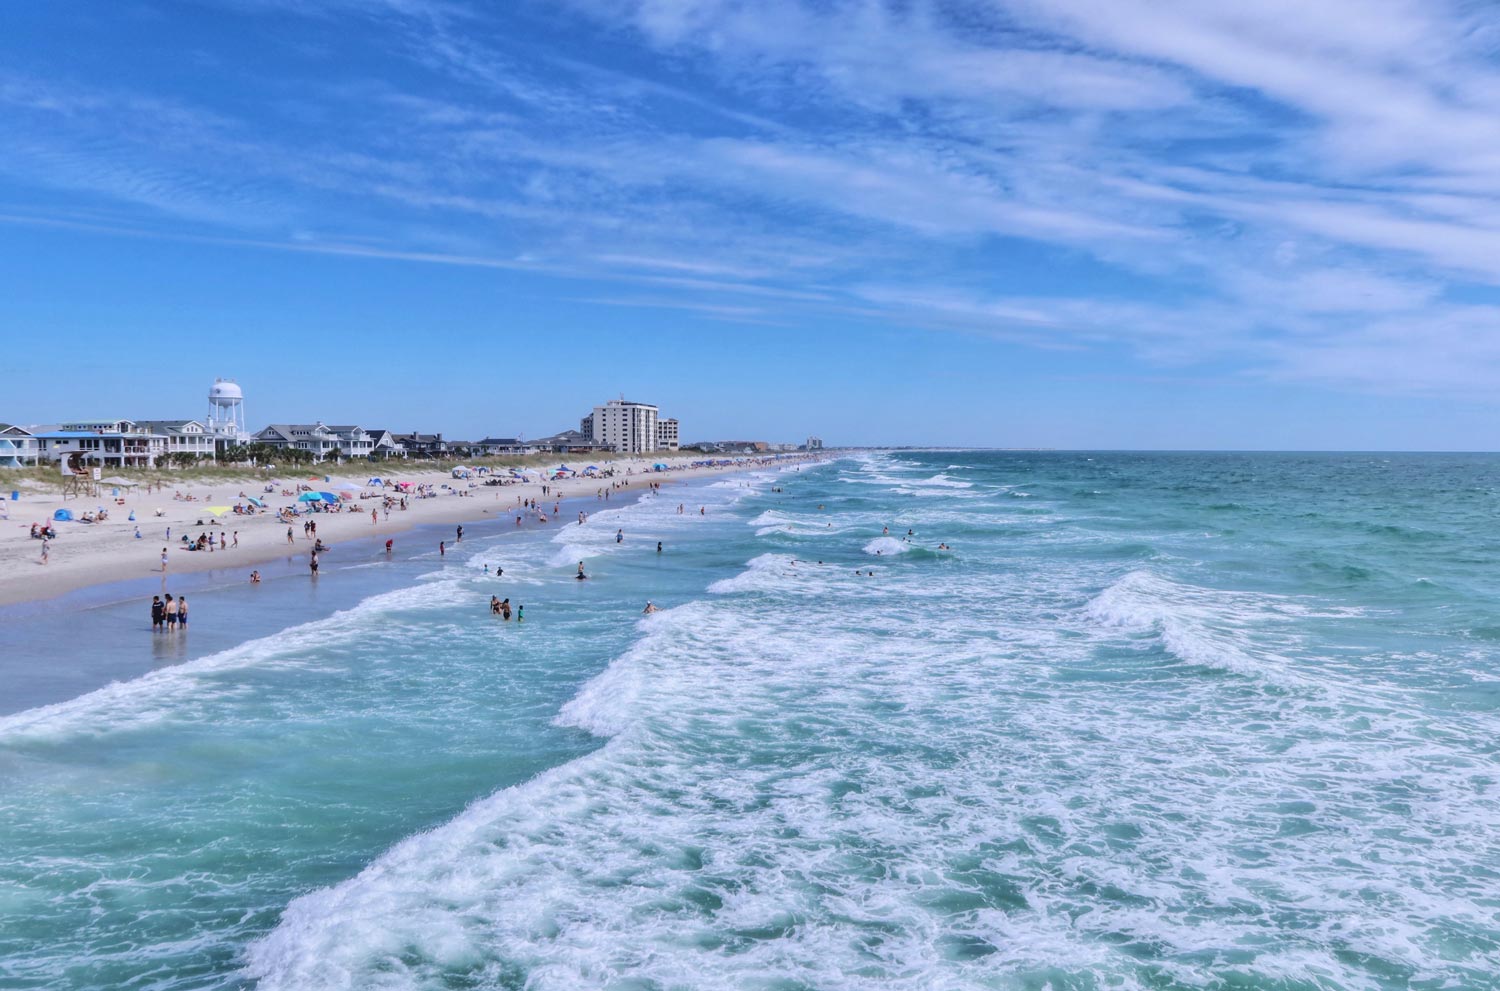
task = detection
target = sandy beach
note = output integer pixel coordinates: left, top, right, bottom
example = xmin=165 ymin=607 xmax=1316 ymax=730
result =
xmin=0 ymin=454 xmax=810 ymax=606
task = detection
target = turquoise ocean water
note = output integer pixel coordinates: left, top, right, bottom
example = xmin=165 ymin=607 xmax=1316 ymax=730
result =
xmin=3 ymin=451 xmax=1500 ymax=990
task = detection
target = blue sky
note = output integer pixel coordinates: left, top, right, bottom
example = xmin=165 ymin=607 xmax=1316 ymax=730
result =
xmin=4 ymin=0 xmax=1500 ymax=448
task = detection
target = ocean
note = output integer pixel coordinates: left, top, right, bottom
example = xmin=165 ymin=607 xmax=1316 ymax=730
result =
xmin=3 ymin=451 xmax=1499 ymax=990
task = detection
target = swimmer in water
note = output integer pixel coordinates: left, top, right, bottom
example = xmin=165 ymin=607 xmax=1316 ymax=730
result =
xmin=643 ymin=601 xmax=659 ymax=614
xmin=490 ymin=595 xmax=501 ymax=615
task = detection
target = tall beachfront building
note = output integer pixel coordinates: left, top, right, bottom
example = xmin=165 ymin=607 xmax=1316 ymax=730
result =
xmin=581 ymin=398 xmax=660 ymax=454
xmin=656 ymin=418 xmax=680 ymax=451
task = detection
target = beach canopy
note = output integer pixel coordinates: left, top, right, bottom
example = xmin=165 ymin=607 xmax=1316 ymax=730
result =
xmin=52 ymin=508 xmax=74 ymax=521
xmin=366 ymin=477 xmax=384 ymax=486
xmin=205 ymin=506 xmax=232 ymax=517
xmin=247 ymin=496 xmax=265 ymax=507
xmin=332 ymin=482 xmax=361 ymax=491
xmin=653 ymin=463 xmax=668 ymax=470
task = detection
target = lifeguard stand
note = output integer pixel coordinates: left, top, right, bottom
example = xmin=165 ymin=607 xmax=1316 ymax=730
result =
xmin=60 ymin=452 xmax=95 ymax=501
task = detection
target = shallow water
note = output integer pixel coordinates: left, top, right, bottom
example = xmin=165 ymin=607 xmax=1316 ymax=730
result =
xmin=3 ymin=453 xmax=1499 ymax=990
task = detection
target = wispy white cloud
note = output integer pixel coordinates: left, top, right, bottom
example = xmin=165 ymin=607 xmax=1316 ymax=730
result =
xmin=9 ymin=0 xmax=1500 ymax=399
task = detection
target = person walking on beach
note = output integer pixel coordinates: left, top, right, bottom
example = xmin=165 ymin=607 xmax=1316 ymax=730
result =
xmin=177 ymin=597 xmax=189 ymax=629
xmin=164 ymin=594 xmax=178 ymax=629
xmin=372 ymin=509 xmax=378 ymax=525
xmin=287 ymin=526 xmax=294 ymax=545
xmin=385 ymin=539 xmax=393 ymax=555
xmin=151 ymin=595 xmax=164 ymax=631
xmin=310 ymin=551 xmax=319 ymax=576
xmin=233 ymin=530 xmax=239 ymax=547
xmin=40 ymin=538 xmax=49 ymax=565
xmin=161 ymin=547 xmax=169 ymax=573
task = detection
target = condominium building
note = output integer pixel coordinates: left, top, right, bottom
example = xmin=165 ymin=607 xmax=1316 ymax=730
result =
xmin=656 ymin=417 xmax=679 ymax=451
xmin=582 ymin=399 xmax=660 ymax=454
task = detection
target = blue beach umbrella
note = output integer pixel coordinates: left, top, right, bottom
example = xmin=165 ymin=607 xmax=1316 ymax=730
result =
xmin=297 ymin=492 xmax=322 ymax=502
xmin=247 ymin=496 xmax=265 ymax=507
xmin=318 ymin=492 xmax=339 ymax=503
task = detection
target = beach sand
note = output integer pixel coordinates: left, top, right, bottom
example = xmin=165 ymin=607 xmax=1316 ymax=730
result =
xmin=0 ymin=455 xmax=800 ymax=606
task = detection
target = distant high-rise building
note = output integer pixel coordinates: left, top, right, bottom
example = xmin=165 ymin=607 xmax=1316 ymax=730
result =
xmin=581 ymin=398 xmax=661 ymax=454
xmin=806 ymin=436 xmax=823 ymax=450
xmin=656 ymin=418 xmax=679 ymax=451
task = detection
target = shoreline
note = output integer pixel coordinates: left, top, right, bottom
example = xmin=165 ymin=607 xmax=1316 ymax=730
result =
xmin=0 ymin=455 xmax=822 ymax=609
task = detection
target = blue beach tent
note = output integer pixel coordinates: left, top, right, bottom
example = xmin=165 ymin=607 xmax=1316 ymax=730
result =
xmin=53 ymin=508 xmax=74 ymax=521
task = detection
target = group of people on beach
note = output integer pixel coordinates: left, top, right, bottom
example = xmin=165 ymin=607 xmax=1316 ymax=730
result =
xmin=149 ymin=593 xmax=188 ymax=631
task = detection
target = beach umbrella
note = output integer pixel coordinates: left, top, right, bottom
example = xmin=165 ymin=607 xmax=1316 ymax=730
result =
xmin=247 ymin=497 xmax=265 ymax=507
xmin=318 ymin=492 xmax=339 ymax=503
xmin=653 ymin=463 xmax=668 ymax=470
xmin=205 ymin=506 xmax=232 ymax=517
xmin=297 ymin=492 xmax=323 ymax=502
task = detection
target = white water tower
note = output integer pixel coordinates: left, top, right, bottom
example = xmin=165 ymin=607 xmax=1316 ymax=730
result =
xmin=207 ymin=377 xmax=248 ymax=445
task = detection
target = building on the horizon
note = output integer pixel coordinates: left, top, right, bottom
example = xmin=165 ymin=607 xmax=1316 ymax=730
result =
xmin=581 ymin=398 xmax=665 ymax=454
xmin=805 ymin=436 xmax=823 ymax=450
xmin=656 ymin=418 xmax=679 ymax=451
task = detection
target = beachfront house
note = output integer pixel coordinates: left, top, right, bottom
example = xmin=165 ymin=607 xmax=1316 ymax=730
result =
xmin=132 ymin=420 xmax=218 ymax=462
xmin=532 ymin=429 xmax=615 ymax=455
xmin=474 ymin=437 xmax=535 ymax=456
xmin=364 ymin=429 xmax=407 ymax=460
xmin=0 ymin=424 xmax=39 ymax=467
xmin=30 ymin=419 xmax=169 ymax=468
xmin=392 ymin=432 xmax=448 ymax=459
xmin=253 ymin=423 xmax=344 ymax=461
xmin=326 ymin=425 xmax=374 ymax=460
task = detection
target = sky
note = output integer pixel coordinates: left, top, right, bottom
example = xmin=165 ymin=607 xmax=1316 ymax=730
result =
xmin=4 ymin=1 xmax=1500 ymax=449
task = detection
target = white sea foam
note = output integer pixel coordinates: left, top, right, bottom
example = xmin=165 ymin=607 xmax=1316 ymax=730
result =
xmin=862 ymin=536 xmax=911 ymax=556
xmin=246 ymin=537 xmax=1500 ymax=991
